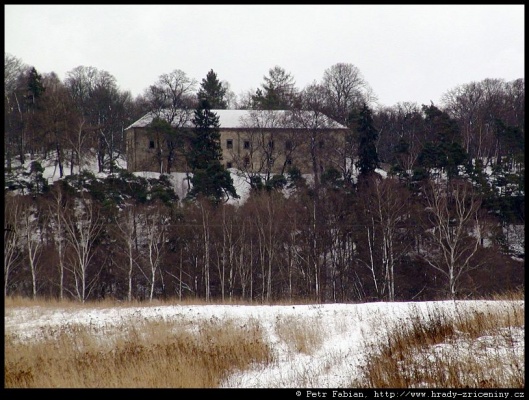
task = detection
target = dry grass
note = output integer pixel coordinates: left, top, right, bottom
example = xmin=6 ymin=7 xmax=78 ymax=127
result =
xmin=5 ymin=315 xmax=273 ymax=388
xmin=358 ymin=299 xmax=525 ymax=388
xmin=5 ymin=290 xmax=524 ymax=388
xmin=274 ymin=314 xmax=324 ymax=354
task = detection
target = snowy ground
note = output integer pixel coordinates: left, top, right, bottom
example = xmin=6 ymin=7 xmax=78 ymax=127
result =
xmin=4 ymin=300 xmax=524 ymax=388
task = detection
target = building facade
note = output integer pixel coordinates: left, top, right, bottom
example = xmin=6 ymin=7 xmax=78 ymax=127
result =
xmin=125 ymin=109 xmax=351 ymax=176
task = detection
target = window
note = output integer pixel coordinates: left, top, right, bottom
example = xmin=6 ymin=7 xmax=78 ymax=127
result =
xmin=243 ymin=140 xmax=250 ymax=149
xmin=285 ymin=140 xmax=293 ymax=151
xmin=286 ymin=157 xmax=292 ymax=165
xmin=243 ymin=155 xmax=250 ymax=167
xmin=227 ymin=139 xmax=233 ymax=149
xmin=149 ymin=140 xmax=155 ymax=149
xmin=226 ymin=162 xmax=232 ymax=169
xmin=268 ymin=140 xmax=274 ymax=149
xmin=319 ymin=140 xmax=324 ymax=149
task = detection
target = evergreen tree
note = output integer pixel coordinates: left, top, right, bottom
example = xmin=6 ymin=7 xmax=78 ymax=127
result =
xmin=418 ymin=104 xmax=468 ymax=179
xmin=356 ymin=103 xmax=380 ymax=177
xmin=186 ymin=99 xmax=238 ymax=203
xmin=197 ymin=69 xmax=227 ymax=109
xmin=27 ymin=67 xmax=45 ymax=107
xmin=252 ymin=66 xmax=297 ymax=110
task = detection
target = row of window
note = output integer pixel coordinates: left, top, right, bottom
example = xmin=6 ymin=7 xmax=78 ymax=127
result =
xmin=225 ymin=155 xmax=293 ymax=169
xmin=224 ymin=139 xmax=323 ymax=150
xmin=148 ymin=138 xmax=324 ymax=151
xmin=226 ymin=139 xmax=252 ymax=150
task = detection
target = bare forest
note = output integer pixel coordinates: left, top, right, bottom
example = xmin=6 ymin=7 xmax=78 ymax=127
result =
xmin=4 ymin=55 xmax=525 ymax=303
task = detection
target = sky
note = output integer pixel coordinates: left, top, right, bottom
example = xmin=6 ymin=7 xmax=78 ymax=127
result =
xmin=4 ymin=5 xmax=524 ymax=108
xmin=5 ymin=300 xmax=524 ymax=388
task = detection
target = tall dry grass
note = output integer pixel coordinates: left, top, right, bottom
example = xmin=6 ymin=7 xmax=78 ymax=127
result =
xmin=5 ymin=290 xmax=524 ymax=388
xmin=5 ymin=314 xmax=272 ymax=388
xmin=357 ymin=298 xmax=525 ymax=388
xmin=274 ymin=314 xmax=324 ymax=354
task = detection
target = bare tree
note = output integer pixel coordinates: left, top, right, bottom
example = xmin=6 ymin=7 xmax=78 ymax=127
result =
xmin=321 ymin=63 xmax=376 ymax=126
xmin=221 ymin=80 xmax=237 ymax=110
xmin=4 ymin=195 xmax=22 ymax=296
xmin=139 ymin=204 xmax=168 ymax=301
xmin=143 ymin=69 xmax=197 ymax=173
xmin=198 ymin=199 xmax=212 ymax=302
xmin=4 ymin=53 xmax=27 ymax=96
xmin=67 ymin=117 xmax=91 ymax=175
xmin=47 ymin=185 xmax=68 ymax=299
xmin=65 ymin=66 xmax=132 ymax=173
xmin=40 ymin=72 xmax=80 ymax=178
xmin=115 ymin=206 xmax=140 ymax=301
xmin=63 ymin=197 xmax=103 ymax=302
xmin=236 ymin=110 xmax=291 ymax=186
xmin=364 ymin=177 xmax=412 ymax=301
xmin=375 ymin=102 xmax=424 ymax=176
xmin=20 ymin=197 xmax=46 ymax=299
xmin=421 ymin=179 xmax=489 ymax=298
xmin=441 ymin=78 xmax=523 ymax=165
xmin=235 ymin=217 xmax=253 ymax=300
xmin=216 ymin=205 xmax=240 ymax=301
xmin=145 ymin=69 xmax=197 ymax=126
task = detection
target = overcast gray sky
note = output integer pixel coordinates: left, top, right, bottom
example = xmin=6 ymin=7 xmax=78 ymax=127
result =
xmin=5 ymin=4 xmax=525 ymax=108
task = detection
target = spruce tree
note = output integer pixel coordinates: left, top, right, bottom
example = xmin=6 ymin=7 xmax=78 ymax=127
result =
xmin=197 ymin=69 xmax=227 ymax=109
xmin=186 ymin=99 xmax=238 ymax=203
xmin=27 ymin=67 xmax=45 ymax=107
xmin=356 ymin=103 xmax=380 ymax=177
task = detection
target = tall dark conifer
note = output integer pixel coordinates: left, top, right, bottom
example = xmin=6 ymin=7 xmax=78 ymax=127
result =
xmin=27 ymin=67 xmax=45 ymax=107
xmin=418 ymin=104 xmax=468 ymax=179
xmin=356 ymin=103 xmax=379 ymax=178
xmin=186 ymin=99 xmax=238 ymax=203
xmin=197 ymin=69 xmax=227 ymax=109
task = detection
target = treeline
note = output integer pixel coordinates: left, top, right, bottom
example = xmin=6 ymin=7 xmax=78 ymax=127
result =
xmin=4 ymin=166 xmax=524 ymax=303
xmin=4 ymin=54 xmax=524 ymax=302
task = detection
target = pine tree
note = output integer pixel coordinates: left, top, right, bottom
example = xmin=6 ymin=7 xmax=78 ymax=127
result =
xmin=356 ymin=103 xmax=379 ymax=177
xmin=197 ymin=69 xmax=227 ymax=109
xmin=186 ymin=99 xmax=238 ymax=203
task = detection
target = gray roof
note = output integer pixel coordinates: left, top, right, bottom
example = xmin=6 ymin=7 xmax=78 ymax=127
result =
xmin=125 ymin=109 xmax=349 ymax=130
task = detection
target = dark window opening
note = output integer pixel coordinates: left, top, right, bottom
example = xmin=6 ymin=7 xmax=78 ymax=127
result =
xmin=268 ymin=140 xmax=274 ymax=149
xmin=227 ymin=139 xmax=233 ymax=149
xmin=319 ymin=140 xmax=324 ymax=149
xmin=226 ymin=162 xmax=232 ymax=169
xmin=244 ymin=140 xmax=250 ymax=149
xmin=285 ymin=140 xmax=293 ymax=151
xmin=149 ymin=140 xmax=155 ymax=149
xmin=286 ymin=157 xmax=292 ymax=165
xmin=243 ymin=156 xmax=250 ymax=167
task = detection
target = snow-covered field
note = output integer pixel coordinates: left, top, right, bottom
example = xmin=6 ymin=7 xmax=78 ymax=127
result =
xmin=5 ymin=300 xmax=524 ymax=388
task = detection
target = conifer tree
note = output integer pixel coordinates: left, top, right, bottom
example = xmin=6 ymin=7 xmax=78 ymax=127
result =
xmin=197 ymin=69 xmax=227 ymax=109
xmin=186 ymin=99 xmax=238 ymax=203
xmin=356 ymin=103 xmax=379 ymax=177
xmin=27 ymin=67 xmax=45 ymax=107
xmin=418 ymin=104 xmax=468 ymax=179
xmin=252 ymin=66 xmax=297 ymax=110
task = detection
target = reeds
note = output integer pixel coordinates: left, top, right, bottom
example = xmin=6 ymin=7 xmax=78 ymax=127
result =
xmin=358 ymin=299 xmax=524 ymax=388
xmin=5 ymin=290 xmax=524 ymax=388
xmin=5 ymin=315 xmax=272 ymax=388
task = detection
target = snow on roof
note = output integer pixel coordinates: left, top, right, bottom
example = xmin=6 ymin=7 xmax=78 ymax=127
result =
xmin=125 ymin=109 xmax=349 ymax=130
